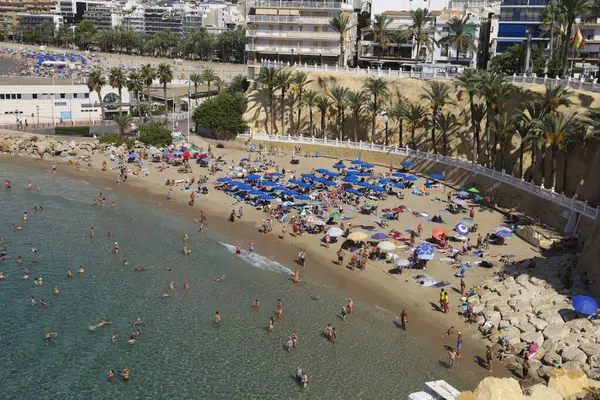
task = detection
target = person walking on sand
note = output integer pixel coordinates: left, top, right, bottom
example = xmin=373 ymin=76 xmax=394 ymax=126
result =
xmin=401 ymin=309 xmax=408 ymax=330
xmin=417 ymin=224 xmax=423 ymax=237
xmin=337 ymin=249 xmax=345 ymax=265
xmin=486 ymin=345 xmax=494 ymax=371
xmin=460 ymin=278 xmax=466 ymax=296
xmin=456 ymin=332 xmax=463 ymax=357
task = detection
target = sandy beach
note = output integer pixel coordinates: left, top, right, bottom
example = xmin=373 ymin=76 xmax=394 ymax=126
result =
xmin=0 ymin=133 xmax=555 ymax=387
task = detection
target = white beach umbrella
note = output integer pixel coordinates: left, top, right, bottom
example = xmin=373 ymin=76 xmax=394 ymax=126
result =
xmin=326 ymin=227 xmax=344 ymax=237
xmin=377 ymin=241 xmax=397 ymax=251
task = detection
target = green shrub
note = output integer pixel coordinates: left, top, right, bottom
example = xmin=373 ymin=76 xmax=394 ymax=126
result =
xmin=139 ymin=124 xmax=173 ymax=147
xmin=192 ymin=91 xmax=247 ymax=137
xmin=152 ymin=105 xmax=167 ymax=116
xmin=54 ymin=126 xmax=91 ymax=136
xmin=99 ymin=134 xmax=135 ymax=148
xmin=30 ymin=135 xmax=39 ymax=142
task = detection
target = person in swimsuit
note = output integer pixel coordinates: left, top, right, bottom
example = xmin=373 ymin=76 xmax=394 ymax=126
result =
xmin=90 ymin=227 xmax=94 ymax=238
xmin=341 ymin=307 xmax=348 ymax=320
xmin=111 ymin=332 xmax=118 ymax=342
xmin=442 ymin=326 xmax=455 ymax=338
xmin=214 ymin=311 xmax=221 ymax=327
xmin=17 ymin=256 xmax=23 ymax=264
xmin=114 ymin=242 xmax=119 ymax=253
xmin=252 ymin=299 xmax=260 ymax=309
xmin=67 ymin=268 xmax=73 ymax=278
xmin=302 ymin=373 xmax=308 ymax=388
xmin=286 ymin=337 xmax=293 ymax=352
xmin=107 ymin=370 xmax=115 ymax=380
xmin=127 ymin=336 xmax=136 ymax=345
xmin=235 ymin=244 xmax=241 ymax=254
xmin=183 ymin=282 xmax=190 ymax=290
xmin=94 ymin=320 xmax=110 ymax=329
xmin=79 ymin=266 xmax=84 ymax=275
xmin=456 ymin=332 xmax=463 ymax=357
xmin=120 ymin=368 xmax=130 ymax=381
xmin=276 ymin=300 xmax=283 ymax=319
xmin=0 ymin=272 xmax=5 ymax=280
xmin=123 ymin=260 xmax=129 ymax=265
xmin=347 ymin=298 xmax=354 ymax=314
xmin=134 ymin=318 xmax=142 ymax=327
xmin=214 ymin=275 xmax=226 ymax=282
xmin=53 ymin=287 xmax=60 ymax=295
xmin=23 ymin=212 xmax=28 ymax=221
xmin=401 ymin=309 xmax=408 ymax=330
xmin=40 ymin=299 xmax=48 ymax=307
xmin=169 ymin=280 xmax=174 ymax=291
xmin=44 ymin=332 xmax=57 ymax=345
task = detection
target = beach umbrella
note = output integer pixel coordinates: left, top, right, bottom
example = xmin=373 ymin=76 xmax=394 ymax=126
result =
xmin=455 ymin=224 xmax=469 ymax=235
xmin=356 ymin=172 xmax=371 ymax=177
xmin=315 ymin=168 xmax=329 ymax=174
xmin=301 ymin=173 xmax=316 ymax=180
xmin=467 ymin=187 xmax=479 ymax=193
xmin=246 ymin=174 xmax=261 ymax=180
xmin=273 ymin=186 xmax=287 ymax=191
xmin=255 ymin=161 xmax=264 ymax=166
xmin=379 ymin=179 xmax=394 ymax=185
xmin=304 ymin=215 xmax=323 ymax=224
xmin=347 ymin=231 xmax=368 ymax=241
xmin=395 ymin=259 xmax=410 ymax=267
xmin=401 ymin=161 xmax=414 ymax=167
xmin=326 ymin=227 xmax=344 ymax=237
xmin=430 ymin=173 xmax=444 ymax=180
xmin=453 ymin=199 xmax=468 ymax=207
xmin=182 ymin=152 xmax=192 ymax=159
xmin=216 ymin=177 xmax=231 ymax=183
xmin=415 ymin=243 xmax=435 ymax=260
xmin=494 ymin=226 xmax=512 ymax=233
xmin=371 ymin=233 xmax=388 ymax=240
xmin=361 ymin=163 xmax=374 ymax=169
xmin=404 ymin=176 xmax=418 ymax=181
xmin=457 ymin=190 xmax=469 ymax=197
xmin=332 ymin=164 xmax=346 ymax=170
xmin=330 ymin=212 xmax=343 ymax=219
xmin=258 ymin=194 xmax=274 ymax=201
xmin=369 ymin=185 xmax=385 ymax=192
xmin=236 ymin=184 xmax=252 ymax=191
xmin=249 ymin=190 xmax=263 ymax=195
xmin=282 ymin=189 xmax=298 ymax=196
xmin=128 ymin=153 xmax=138 ymax=159
xmin=357 ymin=181 xmax=371 ymax=187
xmin=288 ymin=179 xmax=303 ymax=185
xmin=392 ymin=172 xmax=406 ymax=178
xmin=432 ymin=227 xmax=448 ymax=240
xmin=572 ymin=295 xmax=598 ymax=315
xmin=240 ymin=157 xmax=249 ymax=162
xmin=298 ymin=182 xmax=313 ymax=189
xmin=324 ymin=171 xmax=339 ymax=177
xmin=394 ymin=183 xmax=406 ymax=189
xmin=268 ymin=172 xmax=283 ymax=177
xmin=351 ymin=159 xmax=363 ymax=165
xmin=344 ymin=176 xmax=359 ymax=183
xmin=320 ymin=180 xmax=336 ymax=186
xmin=377 ymin=241 xmax=397 ymax=251
xmin=346 ymin=170 xmax=360 ymax=175
xmin=295 ymin=195 xmax=311 ymax=201
xmin=495 ymin=230 xmax=513 ymax=238
xmin=459 ymin=218 xmax=475 ymax=226
xmin=261 ymin=181 xmax=278 ymax=187
xmin=345 ymin=188 xmax=361 ymax=194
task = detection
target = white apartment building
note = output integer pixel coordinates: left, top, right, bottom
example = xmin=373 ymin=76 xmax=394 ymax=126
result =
xmin=245 ymin=0 xmax=357 ymax=79
xmin=0 ymin=83 xmax=131 ymax=125
xmin=574 ymin=17 xmax=600 ymax=75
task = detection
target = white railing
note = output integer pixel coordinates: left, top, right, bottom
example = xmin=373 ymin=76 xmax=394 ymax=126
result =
xmin=247 ymin=15 xmax=330 ymax=24
xmin=247 ymin=45 xmax=340 ymax=55
xmin=259 ymin=60 xmax=600 ymax=94
xmin=238 ymin=133 xmax=599 ymax=221
xmin=247 ymin=0 xmax=353 ymax=9
xmin=246 ymin=30 xmax=339 ymax=40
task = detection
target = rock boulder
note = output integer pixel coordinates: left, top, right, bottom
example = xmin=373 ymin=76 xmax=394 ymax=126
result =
xmin=474 ymin=377 xmax=525 ymax=400
xmin=524 ymin=384 xmax=562 ymax=400
xmin=543 ymin=324 xmax=570 ymax=341
xmin=561 ymin=347 xmax=588 ymax=364
xmin=547 ymin=368 xmax=589 ymax=399
xmin=520 ymin=331 xmax=544 ymax=345
xmin=538 ymin=311 xmax=564 ymax=326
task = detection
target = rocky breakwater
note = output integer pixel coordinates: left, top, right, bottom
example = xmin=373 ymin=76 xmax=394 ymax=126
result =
xmin=473 ymin=254 xmax=600 ymax=382
xmin=0 ymin=134 xmax=102 ymax=158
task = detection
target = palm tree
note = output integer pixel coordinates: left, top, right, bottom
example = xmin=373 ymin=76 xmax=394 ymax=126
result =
xmin=275 ymin=69 xmax=292 ymax=135
xmin=301 ymin=89 xmax=319 ymax=137
xmin=315 ymin=96 xmax=333 ymax=138
xmin=410 ymin=8 xmax=434 ymax=61
xmin=533 ymin=112 xmax=581 ymax=189
xmin=558 ymin=0 xmax=592 ymax=75
xmin=455 ymin=69 xmax=481 ymax=161
xmin=434 ymin=112 xmax=461 ymax=156
xmin=329 ymin=13 xmax=354 ymax=66
xmin=87 ymin=70 xmax=106 ymax=121
xmin=189 ymin=72 xmax=203 ymax=105
xmin=213 ymin=76 xmax=224 ymax=91
xmin=541 ymin=1 xmax=564 ymax=69
xmin=109 ymin=67 xmax=127 ymax=116
xmin=363 ymin=14 xmax=398 ymax=60
xmin=364 ymin=77 xmax=389 ymax=143
xmin=291 ymin=70 xmax=312 ymax=133
xmin=256 ymin=67 xmax=279 ymax=134
xmin=492 ymin=113 xmax=518 ymax=170
xmin=329 ymin=86 xmax=349 ymax=141
xmin=201 ymin=68 xmax=218 ymax=95
xmin=512 ymin=120 xmax=534 ymax=179
xmin=114 ymin=115 xmax=132 ymax=136
xmin=539 ymin=84 xmax=573 ymax=113
xmin=156 ymin=63 xmax=173 ymax=116
xmin=403 ymin=103 xmax=426 ymax=150
xmin=421 ymin=81 xmax=454 ymax=154
xmin=126 ymin=71 xmax=143 ymax=117
xmin=439 ymin=16 xmax=477 ymax=63
xmin=345 ymin=90 xmax=367 ymax=142
xmin=389 ymin=100 xmax=407 ymax=147
xmin=140 ymin=64 xmax=156 ymax=112
xmin=585 ymin=108 xmax=600 ymax=137
xmin=471 ymin=103 xmax=487 ymax=162
xmin=522 ymin=100 xmax=547 ymax=181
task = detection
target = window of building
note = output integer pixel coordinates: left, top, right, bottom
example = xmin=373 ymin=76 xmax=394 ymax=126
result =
xmin=441 ymin=44 xmax=449 ymax=57
xmin=32 ymin=94 xmax=37 ymax=99
xmin=0 ymin=94 xmax=4 ymax=99
xmin=85 ymin=93 xmax=89 ymax=98
xmin=73 ymin=93 xmax=78 ymax=98
xmin=17 ymin=94 xmax=21 ymax=99
xmin=60 ymin=93 xmax=66 ymax=99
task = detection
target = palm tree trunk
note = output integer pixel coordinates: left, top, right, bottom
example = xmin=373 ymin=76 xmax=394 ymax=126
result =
xmin=551 ymin=146 xmax=558 ymax=189
xmin=469 ymin=94 xmax=478 ymax=163
xmin=519 ymin=142 xmax=524 ymax=179
xmin=528 ymin=144 xmax=535 ymax=182
xmin=269 ymin=92 xmax=274 ymax=135
xmin=443 ymin=132 xmax=447 ymax=156
xmin=296 ymin=94 xmax=303 ymax=134
xmin=484 ymin=106 xmax=492 ymax=168
xmin=431 ymin=106 xmax=438 ymax=154
xmin=337 ymin=108 xmax=342 ymax=141
xmin=411 ymin=125 xmax=416 ymax=149
xmin=371 ymin=93 xmax=377 ymax=143
xmin=309 ymin=107 xmax=313 ymax=138
xmin=119 ymin=88 xmax=123 ymax=117
xmin=194 ymin=85 xmax=198 ymax=105
xmin=492 ymin=131 xmax=498 ymax=169
xmin=562 ymin=150 xmax=569 ymax=194
xmin=354 ymin=115 xmax=358 ymax=142
xmin=548 ymin=18 xmax=555 ymax=70
xmin=163 ymin=83 xmax=168 ymax=116
xmin=321 ymin=110 xmax=326 ymax=138
xmin=398 ymin=120 xmax=403 ymax=148
xmin=339 ymin=37 xmax=344 ymax=66
xmin=500 ymin=137 xmax=505 ymax=170
xmin=280 ymin=89 xmax=285 ymax=136
xmin=341 ymin=108 xmax=345 ymax=141
xmin=562 ymin=21 xmax=573 ymax=76
xmin=97 ymin=90 xmax=104 ymax=122
xmin=540 ymin=144 xmax=547 ymax=187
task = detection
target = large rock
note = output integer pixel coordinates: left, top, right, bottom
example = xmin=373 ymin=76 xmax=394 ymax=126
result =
xmin=68 ymin=140 xmax=76 ymax=149
xmin=538 ymin=365 xmax=555 ymax=380
xmin=511 ymin=301 xmax=533 ymax=313
xmin=521 ymin=331 xmax=544 ymax=345
xmin=474 ymin=377 xmax=525 ymax=400
xmin=514 ymin=320 xmax=536 ymax=334
xmin=543 ymin=339 xmax=560 ymax=354
xmin=565 ymin=318 xmax=593 ymax=332
xmin=501 ymin=326 xmax=523 ymax=345
xmin=456 ymin=392 xmax=476 ymax=400
xmin=538 ymin=311 xmax=564 ymax=326
xmin=561 ymin=361 xmax=585 ymax=372
xmin=36 ymin=142 xmax=48 ymax=154
xmin=561 ymin=347 xmax=588 ymax=364
xmin=547 ymin=368 xmax=589 ymax=399
xmin=484 ymin=310 xmax=501 ymax=327
xmin=543 ymin=352 xmax=562 ymax=366
xmin=529 ymin=317 xmax=549 ymax=331
xmin=589 ymin=354 xmax=600 ymax=368
xmin=524 ymin=384 xmax=562 ymax=400
xmin=543 ymin=324 xmax=570 ymax=341
xmin=55 ymin=143 xmax=67 ymax=153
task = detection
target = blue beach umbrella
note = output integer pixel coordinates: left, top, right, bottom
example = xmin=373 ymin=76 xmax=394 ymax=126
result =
xmin=301 ymin=173 xmax=316 ymax=180
xmin=249 ymin=190 xmax=263 ymax=195
xmin=236 ymin=184 xmax=252 ymax=191
xmin=370 ymin=185 xmax=385 ymax=192
xmin=495 ymin=230 xmax=513 ymax=238
xmin=457 ymin=190 xmax=469 ymax=197
xmin=268 ymin=172 xmax=283 ymax=177
xmin=321 ymin=180 xmax=336 ymax=186
xmin=240 ymin=157 xmax=249 ymax=162
xmin=261 ymin=181 xmax=278 ymax=187
xmin=282 ymin=190 xmax=298 ymax=196
xmin=351 ymin=159 xmax=364 ymax=165
xmin=371 ymin=232 xmax=388 ymax=240
xmin=361 ymin=163 xmax=374 ymax=169
xmin=128 ymin=153 xmax=138 ymax=159
xmin=255 ymin=161 xmax=264 ymax=166
xmin=404 ymin=176 xmax=418 ymax=182
xmin=288 ymin=179 xmax=303 ymax=185
xmin=258 ymin=194 xmax=274 ymax=201
xmin=572 ymin=295 xmax=598 ymax=315
xmin=392 ymin=173 xmax=406 ymax=178
xmin=394 ymin=183 xmax=406 ymax=189
xmin=332 ymin=164 xmax=346 ymax=170
xmin=315 ymin=168 xmax=329 ymax=174
xmin=344 ymin=176 xmax=359 ymax=183
xmin=217 ymin=177 xmax=231 ymax=183
xmin=379 ymin=179 xmax=394 ymax=185
xmin=356 ymin=172 xmax=371 ymax=177
xmin=357 ymin=181 xmax=371 ymax=187
xmin=415 ymin=243 xmax=435 ymax=260
xmin=401 ymin=161 xmax=414 ymax=167
xmin=246 ymin=174 xmax=261 ymax=180
xmin=455 ymin=224 xmax=469 ymax=235
xmin=345 ymin=188 xmax=361 ymax=194
xmin=324 ymin=171 xmax=339 ymax=177
xmin=346 ymin=170 xmax=359 ymax=175
xmin=298 ymin=182 xmax=313 ymax=189
xmin=228 ymin=181 xmax=243 ymax=186
xmin=295 ymin=195 xmax=311 ymax=201
xmin=430 ymin=173 xmax=444 ymax=180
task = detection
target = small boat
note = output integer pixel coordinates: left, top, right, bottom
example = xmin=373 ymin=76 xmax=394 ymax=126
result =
xmin=408 ymin=380 xmax=461 ymax=400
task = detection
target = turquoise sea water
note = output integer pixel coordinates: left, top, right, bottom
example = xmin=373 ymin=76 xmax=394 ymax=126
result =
xmin=0 ymin=166 xmax=470 ymax=399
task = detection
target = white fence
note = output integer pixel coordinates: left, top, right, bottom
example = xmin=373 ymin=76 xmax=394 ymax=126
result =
xmin=239 ymin=133 xmax=599 ymax=221
xmin=260 ymin=60 xmax=600 ymax=94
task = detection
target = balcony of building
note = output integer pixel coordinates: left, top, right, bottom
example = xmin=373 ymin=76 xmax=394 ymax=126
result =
xmin=247 ymin=0 xmax=353 ymax=11
xmin=246 ymin=43 xmax=340 ymax=55
xmin=246 ymin=29 xmax=339 ymax=40
xmin=247 ymin=15 xmax=330 ymax=24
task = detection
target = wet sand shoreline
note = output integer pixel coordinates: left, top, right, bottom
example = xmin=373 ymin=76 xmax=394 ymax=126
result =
xmin=0 ymin=153 xmax=512 ymax=388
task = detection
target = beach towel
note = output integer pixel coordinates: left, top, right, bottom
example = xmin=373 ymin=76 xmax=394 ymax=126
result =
xmin=432 ymin=281 xmax=451 ymax=288
xmin=279 ymin=214 xmax=288 ymax=223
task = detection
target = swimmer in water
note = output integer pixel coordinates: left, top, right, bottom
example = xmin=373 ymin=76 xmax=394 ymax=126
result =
xmin=268 ymin=317 xmax=274 ymax=333
xmin=214 ymin=311 xmax=221 ymax=327
xmin=107 ymin=232 xmax=115 ymax=237
xmin=169 ymin=280 xmax=174 ymax=290
xmin=120 ymin=368 xmax=130 ymax=381
xmin=79 ymin=266 xmax=84 ymax=275
xmin=114 ymin=242 xmax=119 ymax=253
xmin=133 ymin=318 xmax=142 ymax=327
xmin=67 ymin=268 xmax=73 ymax=278
xmin=123 ymin=260 xmax=129 ymax=265
xmin=161 ymin=293 xmax=170 ymax=298
xmin=111 ymin=332 xmax=118 ymax=342
xmin=183 ymin=282 xmax=190 ymax=290
xmin=252 ymin=299 xmax=260 ymax=309
xmin=249 ymin=241 xmax=255 ymax=252
xmin=44 ymin=332 xmax=57 ymax=345
xmin=94 ymin=320 xmax=110 ymax=329
xmin=17 ymin=256 xmax=23 ymax=264
xmin=35 ymin=183 xmax=39 ymax=192
xmin=214 ymin=275 xmax=226 ymax=282
xmin=28 ymin=182 xmax=32 ymax=191
xmin=40 ymin=299 xmax=48 ymax=307
xmin=235 ymin=244 xmax=241 ymax=254
xmin=127 ymin=336 xmax=136 ymax=345
xmin=0 ymin=272 xmax=5 ymax=280
xmin=53 ymin=287 xmax=60 ymax=296
xmin=135 ymin=329 xmax=141 ymax=336
xmin=111 ymin=202 xmax=116 ymax=208
xmin=30 ymin=296 xmax=36 ymax=305
xmin=276 ymin=299 xmax=283 ymax=320
xmin=32 ymin=256 xmax=37 ymax=263
xmin=23 ymin=212 xmax=28 ymax=221
xmin=134 ymin=268 xmax=145 ymax=272
xmin=107 ymin=370 xmax=115 ymax=380
xmin=23 ymin=272 xmax=29 ymax=279
xmin=31 ymin=248 xmax=37 ymax=253
xmin=12 ymin=223 xmax=23 ymax=230
xmin=90 ymin=227 xmax=94 ymax=238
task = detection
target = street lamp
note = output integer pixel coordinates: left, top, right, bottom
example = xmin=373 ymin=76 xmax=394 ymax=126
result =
xmin=36 ymin=105 xmax=39 ymax=125
xmin=380 ymin=109 xmax=389 ymax=146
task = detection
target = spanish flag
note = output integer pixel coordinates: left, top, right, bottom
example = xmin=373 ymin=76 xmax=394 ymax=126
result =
xmin=570 ymin=26 xmax=585 ymax=50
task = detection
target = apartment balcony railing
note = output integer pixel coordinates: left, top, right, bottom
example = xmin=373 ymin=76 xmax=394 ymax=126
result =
xmin=246 ymin=29 xmax=339 ymax=40
xmin=247 ymin=0 xmax=353 ymax=10
xmin=238 ymin=132 xmax=598 ymax=222
xmin=246 ymin=44 xmax=340 ymax=55
xmin=247 ymin=15 xmax=331 ymax=24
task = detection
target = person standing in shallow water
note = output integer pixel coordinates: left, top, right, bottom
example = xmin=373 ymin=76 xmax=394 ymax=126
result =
xmin=214 ymin=311 xmax=221 ymax=327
